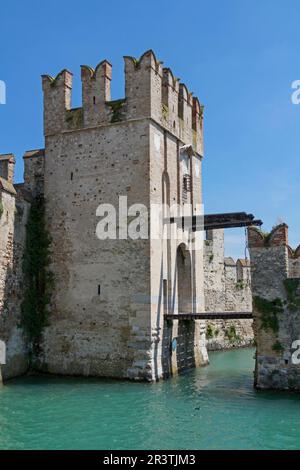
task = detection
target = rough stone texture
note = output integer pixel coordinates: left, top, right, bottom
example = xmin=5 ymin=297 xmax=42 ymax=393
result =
xmin=0 ymin=154 xmax=15 ymax=183
xmin=288 ymin=246 xmax=300 ymax=278
xmin=205 ymin=319 xmax=254 ymax=351
xmin=23 ymin=149 xmax=45 ymax=197
xmin=1 ymin=50 xmax=260 ymax=383
xmin=0 ymin=149 xmax=46 ymax=382
xmin=38 ymin=50 xmax=208 ymax=381
xmin=204 ymin=229 xmax=253 ymax=350
xmin=0 ymin=156 xmax=32 ymax=381
xmin=249 ymin=224 xmax=300 ymax=390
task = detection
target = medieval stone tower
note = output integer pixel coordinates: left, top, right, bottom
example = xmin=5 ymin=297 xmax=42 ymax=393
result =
xmin=31 ymin=49 xmax=207 ymax=381
xmin=0 ymin=50 xmax=257 ymax=383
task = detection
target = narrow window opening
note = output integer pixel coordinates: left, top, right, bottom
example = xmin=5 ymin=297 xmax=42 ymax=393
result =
xmin=182 ymin=174 xmax=191 ymax=202
xmin=70 ymin=172 xmax=73 ymax=181
xmin=183 ymin=174 xmax=191 ymax=192
xmin=163 ymin=279 xmax=168 ymax=314
xmin=98 ymin=284 xmax=101 ymax=296
xmin=93 ymin=96 xmax=96 ymax=105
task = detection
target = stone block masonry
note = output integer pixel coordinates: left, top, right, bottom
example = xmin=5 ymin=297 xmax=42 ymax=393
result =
xmin=0 ymin=50 xmax=209 ymax=382
xmin=204 ymin=229 xmax=253 ymax=350
xmin=0 ymin=153 xmax=41 ymax=381
xmin=248 ymin=224 xmax=300 ymax=390
xmin=0 ymin=49 xmax=257 ymax=383
xmin=39 ymin=50 xmax=207 ymax=381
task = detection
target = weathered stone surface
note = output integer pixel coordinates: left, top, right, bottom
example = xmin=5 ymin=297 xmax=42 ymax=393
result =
xmin=38 ymin=50 xmax=207 ymax=381
xmin=204 ymin=229 xmax=253 ymax=350
xmin=0 ymin=50 xmax=258 ymax=384
xmin=0 ymin=161 xmax=32 ymax=381
xmin=249 ymin=224 xmax=300 ymax=391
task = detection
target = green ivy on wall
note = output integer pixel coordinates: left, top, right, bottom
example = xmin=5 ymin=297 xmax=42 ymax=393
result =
xmin=225 ymin=325 xmax=241 ymax=343
xmin=284 ymin=279 xmax=300 ymax=313
xmin=272 ymin=341 xmax=284 ymax=353
xmin=206 ymin=324 xmax=214 ymax=339
xmin=206 ymin=324 xmax=220 ymax=340
xmin=21 ymin=196 xmax=53 ymax=359
xmin=253 ymin=296 xmax=284 ymax=333
xmin=106 ymin=99 xmax=126 ymax=123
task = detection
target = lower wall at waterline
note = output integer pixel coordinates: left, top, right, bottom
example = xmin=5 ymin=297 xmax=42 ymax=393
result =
xmin=206 ymin=319 xmax=254 ymax=351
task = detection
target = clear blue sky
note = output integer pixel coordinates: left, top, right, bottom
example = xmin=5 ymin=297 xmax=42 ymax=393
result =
xmin=1 ymin=0 xmax=299 ymax=257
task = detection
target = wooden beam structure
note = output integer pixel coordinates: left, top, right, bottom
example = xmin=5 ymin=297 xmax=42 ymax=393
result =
xmin=167 ymin=212 xmax=262 ymax=231
xmin=164 ymin=312 xmax=253 ymax=320
xmin=203 ymin=212 xmax=262 ymax=231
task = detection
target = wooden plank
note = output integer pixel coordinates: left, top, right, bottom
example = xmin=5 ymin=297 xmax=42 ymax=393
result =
xmin=164 ymin=312 xmax=253 ymax=320
xmin=167 ymin=212 xmax=262 ymax=231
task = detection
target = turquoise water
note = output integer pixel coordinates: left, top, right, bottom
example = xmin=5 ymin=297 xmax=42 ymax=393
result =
xmin=1 ymin=348 xmax=300 ymax=450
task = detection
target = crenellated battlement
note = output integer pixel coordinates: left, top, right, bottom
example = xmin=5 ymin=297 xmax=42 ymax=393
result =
xmin=248 ymin=224 xmax=289 ymax=248
xmin=287 ymin=245 xmax=300 ymax=259
xmin=42 ymin=50 xmax=204 ymax=154
xmin=0 ymin=154 xmax=15 ymax=184
xmin=248 ymin=224 xmax=300 ymax=279
xmin=80 ymin=60 xmax=112 ymax=127
xmin=42 ymin=69 xmax=73 ymax=135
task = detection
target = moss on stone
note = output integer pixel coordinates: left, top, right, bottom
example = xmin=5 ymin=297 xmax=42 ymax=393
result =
xmin=253 ymin=296 xmax=284 ymax=333
xmin=65 ymin=108 xmax=83 ymax=129
xmin=284 ymin=278 xmax=300 ymax=312
xmin=132 ymin=57 xmax=141 ymax=68
xmin=272 ymin=340 xmax=284 ymax=353
xmin=21 ymin=196 xmax=54 ymax=360
xmin=206 ymin=324 xmax=214 ymax=339
xmin=161 ymin=104 xmax=169 ymax=120
xmin=106 ymin=99 xmax=126 ymax=123
xmin=235 ymin=280 xmax=246 ymax=290
xmin=261 ymin=231 xmax=272 ymax=246
xmin=225 ymin=325 xmax=241 ymax=343
xmin=206 ymin=324 xmax=220 ymax=340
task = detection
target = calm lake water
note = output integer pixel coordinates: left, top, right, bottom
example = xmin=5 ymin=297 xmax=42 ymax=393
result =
xmin=0 ymin=348 xmax=300 ymax=450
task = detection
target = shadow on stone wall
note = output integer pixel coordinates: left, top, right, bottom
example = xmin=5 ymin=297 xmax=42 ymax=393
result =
xmin=0 ymin=194 xmax=29 ymax=380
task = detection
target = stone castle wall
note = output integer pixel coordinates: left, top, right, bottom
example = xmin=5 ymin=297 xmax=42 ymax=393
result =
xmin=249 ymin=224 xmax=300 ymax=390
xmin=42 ymin=120 xmax=153 ymax=379
xmin=0 ymin=156 xmax=31 ymax=380
xmin=0 ymin=50 xmax=260 ymax=384
xmin=204 ymin=229 xmax=253 ymax=350
xmin=39 ymin=50 xmax=207 ymax=381
xmin=0 ymin=150 xmax=46 ymax=382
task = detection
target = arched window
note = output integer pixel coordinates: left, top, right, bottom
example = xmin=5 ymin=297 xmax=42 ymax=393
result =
xmin=180 ymin=150 xmax=191 ymax=202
